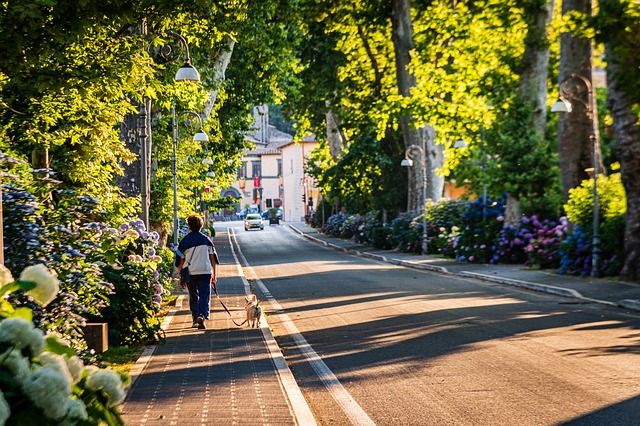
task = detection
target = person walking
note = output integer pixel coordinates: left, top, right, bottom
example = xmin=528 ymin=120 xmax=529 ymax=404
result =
xmin=176 ymin=214 xmax=219 ymax=329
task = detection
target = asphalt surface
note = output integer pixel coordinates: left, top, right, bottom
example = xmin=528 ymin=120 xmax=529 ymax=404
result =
xmin=121 ymin=221 xmax=640 ymax=425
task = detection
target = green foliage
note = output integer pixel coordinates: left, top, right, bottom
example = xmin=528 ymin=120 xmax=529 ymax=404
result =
xmin=595 ymin=0 xmax=640 ymax=106
xmin=313 ymin=197 xmax=335 ymax=227
xmin=564 ymin=169 xmax=626 ymax=227
xmin=93 ymin=223 xmax=169 ymax=347
xmin=563 ymin=170 xmax=626 ymax=276
xmin=371 ymin=227 xmax=393 ymax=250
xmin=488 ymin=95 xmax=563 ymax=216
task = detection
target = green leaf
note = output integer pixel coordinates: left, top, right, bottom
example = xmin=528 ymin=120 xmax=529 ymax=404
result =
xmin=44 ymin=334 xmax=76 ymax=357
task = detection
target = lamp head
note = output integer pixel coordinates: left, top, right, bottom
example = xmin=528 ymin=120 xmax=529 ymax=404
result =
xmin=551 ymin=97 xmax=572 ymax=113
xmin=401 ymin=158 xmax=413 ymax=167
xmin=193 ymin=129 xmax=209 ymax=142
xmin=175 ymin=60 xmax=201 ymax=82
xmin=206 ymin=171 xmax=216 ymax=178
xmin=453 ymin=139 xmax=468 ymax=149
xmin=202 ymin=156 xmax=214 ymax=165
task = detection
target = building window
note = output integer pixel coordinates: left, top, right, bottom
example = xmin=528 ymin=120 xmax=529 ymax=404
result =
xmin=252 ymin=161 xmax=261 ymax=178
xmin=277 ymin=159 xmax=282 ymax=177
xmin=237 ymin=162 xmax=247 ymax=179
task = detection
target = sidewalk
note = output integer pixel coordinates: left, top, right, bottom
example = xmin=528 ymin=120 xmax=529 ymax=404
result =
xmin=287 ymin=222 xmax=640 ymax=313
xmin=120 ymin=228 xmax=315 ymax=425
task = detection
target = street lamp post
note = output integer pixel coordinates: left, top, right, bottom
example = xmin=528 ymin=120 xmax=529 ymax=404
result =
xmin=551 ymin=73 xmax=600 ymax=278
xmin=401 ymin=130 xmax=428 ymax=255
xmin=138 ymin=30 xmax=201 ymax=231
xmin=172 ymin=106 xmax=209 ymax=245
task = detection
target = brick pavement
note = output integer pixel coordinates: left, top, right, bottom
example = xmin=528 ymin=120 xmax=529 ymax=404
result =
xmin=121 ymin=230 xmax=303 ymax=425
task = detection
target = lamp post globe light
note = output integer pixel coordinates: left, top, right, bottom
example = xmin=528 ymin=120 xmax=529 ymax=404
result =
xmin=551 ymin=73 xmax=601 ymax=278
xmin=172 ymin=106 xmax=209 ymax=245
xmin=166 ymin=30 xmax=201 ymax=82
xmin=401 ymin=131 xmax=428 ymax=255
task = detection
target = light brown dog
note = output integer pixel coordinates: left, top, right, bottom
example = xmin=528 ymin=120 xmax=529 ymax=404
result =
xmin=244 ymin=294 xmax=262 ymax=328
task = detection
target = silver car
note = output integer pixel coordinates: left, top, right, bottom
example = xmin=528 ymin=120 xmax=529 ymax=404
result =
xmin=244 ymin=213 xmax=264 ymax=231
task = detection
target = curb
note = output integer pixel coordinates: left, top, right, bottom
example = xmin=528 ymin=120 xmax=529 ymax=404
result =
xmin=288 ymin=225 xmax=640 ymax=313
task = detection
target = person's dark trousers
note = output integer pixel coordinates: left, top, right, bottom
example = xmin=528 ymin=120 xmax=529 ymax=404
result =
xmin=187 ymin=274 xmax=212 ymax=320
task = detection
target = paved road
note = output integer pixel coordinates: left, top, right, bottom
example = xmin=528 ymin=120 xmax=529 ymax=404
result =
xmin=232 ymin=222 xmax=640 ymax=425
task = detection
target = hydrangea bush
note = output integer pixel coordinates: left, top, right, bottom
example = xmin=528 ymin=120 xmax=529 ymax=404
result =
xmin=317 ymin=182 xmax=626 ymax=279
xmin=454 ymin=195 xmax=506 ymax=263
xmin=2 ymin=160 xmax=173 ymax=350
xmin=0 ymin=265 xmax=126 ymax=425
xmin=92 ymin=220 xmax=170 ymax=346
xmin=3 ymin=182 xmax=115 ymax=352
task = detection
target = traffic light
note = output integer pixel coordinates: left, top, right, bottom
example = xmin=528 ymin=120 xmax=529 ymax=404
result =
xmin=302 ymin=194 xmax=306 ymax=203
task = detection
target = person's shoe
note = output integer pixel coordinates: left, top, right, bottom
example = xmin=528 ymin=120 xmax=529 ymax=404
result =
xmin=192 ymin=320 xmax=199 ymax=328
xmin=196 ymin=315 xmax=206 ymax=329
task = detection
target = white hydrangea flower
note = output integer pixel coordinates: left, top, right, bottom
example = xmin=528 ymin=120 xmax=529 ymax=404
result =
xmin=0 ymin=348 xmax=31 ymax=381
xmin=66 ymin=356 xmax=85 ymax=384
xmin=19 ymin=264 xmax=60 ymax=307
xmin=60 ymin=397 xmax=88 ymax=425
xmin=0 ymin=390 xmax=10 ymax=426
xmin=38 ymin=352 xmax=73 ymax=383
xmin=0 ymin=265 xmax=14 ymax=287
xmin=22 ymin=363 xmax=72 ymax=420
xmin=85 ymin=366 xmax=126 ymax=407
xmin=0 ymin=318 xmax=45 ymax=356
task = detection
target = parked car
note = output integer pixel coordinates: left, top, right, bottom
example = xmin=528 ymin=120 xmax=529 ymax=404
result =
xmin=261 ymin=210 xmax=270 ymax=220
xmin=244 ymin=214 xmax=264 ymax=231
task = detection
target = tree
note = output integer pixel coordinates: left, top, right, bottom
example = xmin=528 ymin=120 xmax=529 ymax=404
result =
xmin=597 ymin=0 xmax=640 ymax=282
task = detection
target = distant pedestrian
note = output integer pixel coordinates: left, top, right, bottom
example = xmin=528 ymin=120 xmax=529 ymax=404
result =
xmin=175 ymin=215 xmax=219 ymax=329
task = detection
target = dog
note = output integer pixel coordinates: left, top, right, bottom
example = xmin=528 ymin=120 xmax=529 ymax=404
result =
xmin=244 ymin=294 xmax=262 ymax=328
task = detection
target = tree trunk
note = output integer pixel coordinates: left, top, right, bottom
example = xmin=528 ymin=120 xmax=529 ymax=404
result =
xmin=202 ymin=37 xmax=235 ymax=121
xmin=423 ymin=125 xmax=444 ymax=201
xmin=325 ymin=101 xmax=346 ymax=161
xmin=519 ymin=0 xmax=555 ymax=130
xmin=116 ymin=101 xmax=143 ymax=199
xmin=605 ymin=46 xmax=640 ymax=283
xmin=117 ymin=19 xmax=148 ymax=224
xmin=391 ymin=0 xmax=442 ymax=211
xmin=557 ymin=0 xmax=603 ymax=201
xmin=505 ymin=0 xmax=555 ymax=226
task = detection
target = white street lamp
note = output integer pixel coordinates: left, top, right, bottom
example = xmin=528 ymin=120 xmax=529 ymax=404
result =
xmin=552 ymin=73 xmax=601 ymax=278
xmin=401 ymin=131 xmax=428 ymax=255
xmin=172 ymin=106 xmax=209 ymax=245
xmin=167 ymin=31 xmax=201 ymax=82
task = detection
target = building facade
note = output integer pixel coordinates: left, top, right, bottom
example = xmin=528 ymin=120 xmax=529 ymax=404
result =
xmin=224 ymin=106 xmax=317 ymax=221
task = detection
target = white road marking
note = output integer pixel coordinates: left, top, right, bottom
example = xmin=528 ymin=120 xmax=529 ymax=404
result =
xmin=227 ymin=228 xmax=318 ymax=426
xmin=230 ymin=227 xmax=376 ymax=426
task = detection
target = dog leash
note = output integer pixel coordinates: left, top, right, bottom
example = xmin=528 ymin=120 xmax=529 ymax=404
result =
xmin=211 ymin=283 xmax=245 ymax=327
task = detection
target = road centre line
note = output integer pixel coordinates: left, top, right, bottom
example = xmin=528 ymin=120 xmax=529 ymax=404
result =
xmin=229 ymin=228 xmax=376 ymax=426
